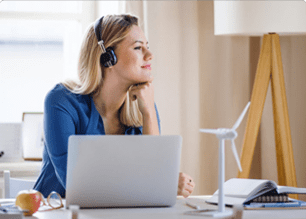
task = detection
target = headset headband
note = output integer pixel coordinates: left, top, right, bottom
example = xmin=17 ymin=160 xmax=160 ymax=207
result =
xmin=94 ymin=16 xmax=103 ymax=44
xmin=93 ymin=16 xmax=117 ymax=68
xmin=94 ymin=16 xmax=108 ymax=53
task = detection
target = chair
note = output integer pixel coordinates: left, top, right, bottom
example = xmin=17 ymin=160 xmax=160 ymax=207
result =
xmin=4 ymin=170 xmax=36 ymax=198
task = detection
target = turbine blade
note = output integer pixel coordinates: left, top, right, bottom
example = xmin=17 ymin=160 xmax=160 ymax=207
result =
xmin=199 ymin=129 xmax=220 ymax=135
xmin=232 ymin=101 xmax=251 ymax=130
xmin=231 ymin=140 xmax=242 ymax=172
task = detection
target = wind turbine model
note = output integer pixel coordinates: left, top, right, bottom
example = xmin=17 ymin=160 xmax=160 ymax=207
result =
xmin=199 ymin=102 xmax=251 ymax=217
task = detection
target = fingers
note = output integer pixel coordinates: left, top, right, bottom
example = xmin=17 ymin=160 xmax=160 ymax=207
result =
xmin=178 ymin=185 xmax=192 ymax=198
xmin=177 ymin=172 xmax=195 ymax=198
xmin=178 ymin=187 xmax=191 ymax=198
xmin=129 ymin=83 xmax=149 ymax=101
xmin=179 ymin=181 xmax=193 ymax=193
xmin=179 ymin=172 xmax=195 ymax=186
xmin=130 ymin=75 xmax=154 ymax=90
xmin=188 ymin=179 xmax=196 ymax=189
xmin=131 ymin=81 xmax=152 ymax=90
xmin=130 ymin=76 xmax=154 ymax=89
xmin=129 ymin=82 xmax=154 ymax=101
xmin=128 ymin=81 xmax=155 ymax=116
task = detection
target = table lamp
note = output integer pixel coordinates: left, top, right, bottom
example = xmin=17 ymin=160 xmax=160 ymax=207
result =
xmin=213 ymin=0 xmax=306 ymax=210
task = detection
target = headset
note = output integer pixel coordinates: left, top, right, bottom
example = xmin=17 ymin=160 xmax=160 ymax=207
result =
xmin=94 ymin=16 xmax=117 ymax=68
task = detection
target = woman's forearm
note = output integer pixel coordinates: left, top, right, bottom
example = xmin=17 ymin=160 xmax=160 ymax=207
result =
xmin=142 ymin=111 xmax=159 ymax=135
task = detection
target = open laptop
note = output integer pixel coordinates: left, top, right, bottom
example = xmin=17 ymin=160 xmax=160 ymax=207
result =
xmin=65 ymin=135 xmax=182 ymax=208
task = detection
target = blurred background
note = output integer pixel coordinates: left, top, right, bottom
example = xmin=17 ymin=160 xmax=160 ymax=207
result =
xmin=1 ymin=1 xmax=306 ymax=198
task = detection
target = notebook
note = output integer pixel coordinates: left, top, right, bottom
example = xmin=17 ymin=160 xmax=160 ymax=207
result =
xmin=65 ymin=135 xmax=182 ymax=208
xmin=206 ymin=178 xmax=306 ymax=209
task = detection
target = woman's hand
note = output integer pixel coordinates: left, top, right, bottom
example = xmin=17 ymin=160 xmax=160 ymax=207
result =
xmin=129 ymin=80 xmax=155 ymax=117
xmin=177 ymin=172 xmax=195 ymax=198
xmin=129 ymin=80 xmax=159 ymax=135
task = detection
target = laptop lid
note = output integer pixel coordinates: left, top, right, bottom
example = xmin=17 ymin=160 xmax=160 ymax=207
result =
xmin=66 ymin=135 xmax=182 ymax=208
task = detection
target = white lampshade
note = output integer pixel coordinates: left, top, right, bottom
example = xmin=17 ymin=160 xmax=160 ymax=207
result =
xmin=214 ymin=1 xmax=306 ymax=36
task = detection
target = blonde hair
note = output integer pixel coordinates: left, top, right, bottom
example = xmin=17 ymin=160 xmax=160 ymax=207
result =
xmin=63 ymin=14 xmax=143 ymax=127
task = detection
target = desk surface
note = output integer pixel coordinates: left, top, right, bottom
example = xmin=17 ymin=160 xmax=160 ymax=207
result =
xmin=3 ymin=196 xmax=306 ymax=219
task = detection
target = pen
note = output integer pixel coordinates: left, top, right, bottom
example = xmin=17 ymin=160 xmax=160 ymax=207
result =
xmin=0 ymin=206 xmax=8 ymax=213
xmin=0 ymin=205 xmax=29 ymax=214
xmin=185 ymin=200 xmax=200 ymax=210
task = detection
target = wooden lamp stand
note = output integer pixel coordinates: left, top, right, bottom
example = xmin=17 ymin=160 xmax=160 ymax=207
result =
xmin=237 ymin=33 xmax=298 ymax=199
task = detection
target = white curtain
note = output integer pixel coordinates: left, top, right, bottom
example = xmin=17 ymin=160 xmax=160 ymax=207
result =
xmin=122 ymin=1 xmax=306 ymax=197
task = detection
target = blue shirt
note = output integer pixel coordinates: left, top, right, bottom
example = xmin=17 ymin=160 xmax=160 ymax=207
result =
xmin=33 ymin=83 xmax=160 ymax=198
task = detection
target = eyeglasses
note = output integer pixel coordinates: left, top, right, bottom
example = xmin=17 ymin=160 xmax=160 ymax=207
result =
xmin=37 ymin=191 xmax=64 ymax=212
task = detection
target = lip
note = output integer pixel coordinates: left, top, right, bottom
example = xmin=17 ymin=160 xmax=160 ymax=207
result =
xmin=141 ymin=64 xmax=151 ymax=70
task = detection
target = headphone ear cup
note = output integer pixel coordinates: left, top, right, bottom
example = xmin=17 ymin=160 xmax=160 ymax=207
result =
xmin=108 ymin=48 xmax=117 ymax=66
xmin=100 ymin=47 xmax=117 ymax=68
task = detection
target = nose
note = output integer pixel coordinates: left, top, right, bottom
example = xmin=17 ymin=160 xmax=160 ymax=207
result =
xmin=144 ymin=49 xmax=153 ymax=61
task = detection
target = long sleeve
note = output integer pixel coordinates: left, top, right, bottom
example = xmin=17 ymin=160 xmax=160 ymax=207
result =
xmin=43 ymin=88 xmax=78 ymax=189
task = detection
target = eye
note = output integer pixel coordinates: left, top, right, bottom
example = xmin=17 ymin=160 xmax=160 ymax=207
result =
xmin=134 ymin=46 xmax=141 ymax=50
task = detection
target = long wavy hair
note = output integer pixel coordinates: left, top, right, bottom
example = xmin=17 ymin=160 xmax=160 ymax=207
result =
xmin=63 ymin=14 xmax=143 ymax=127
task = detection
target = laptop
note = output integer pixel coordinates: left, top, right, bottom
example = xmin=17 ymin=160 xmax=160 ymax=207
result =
xmin=66 ymin=135 xmax=182 ymax=208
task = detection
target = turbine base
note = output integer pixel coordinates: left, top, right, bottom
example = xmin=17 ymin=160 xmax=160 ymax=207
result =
xmin=199 ymin=209 xmax=233 ymax=218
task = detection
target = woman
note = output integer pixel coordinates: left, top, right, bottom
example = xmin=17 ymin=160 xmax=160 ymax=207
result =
xmin=34 ymin=14 xmax=195 ymax=198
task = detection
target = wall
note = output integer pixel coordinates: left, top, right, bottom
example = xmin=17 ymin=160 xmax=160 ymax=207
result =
xmin=198 ymin=1 xmax=251 ymax=194
xmin=198 ymin=1 xmax=306 ymax=197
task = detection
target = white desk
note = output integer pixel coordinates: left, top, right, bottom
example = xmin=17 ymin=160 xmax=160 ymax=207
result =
xmin=4 ymin=196 xmax=306 ymax=219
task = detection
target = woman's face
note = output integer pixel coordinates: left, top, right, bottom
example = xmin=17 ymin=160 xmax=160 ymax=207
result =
xmin=112 ymin=25 xmax=153 ymax=85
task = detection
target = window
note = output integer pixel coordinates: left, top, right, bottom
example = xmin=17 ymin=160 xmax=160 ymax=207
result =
xmin=0 ymin=1 xmax=81 ymax=13
xmin=0 ymin=1 xmax=119 ymax=122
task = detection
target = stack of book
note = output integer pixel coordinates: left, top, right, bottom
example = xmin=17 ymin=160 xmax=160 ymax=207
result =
xmin=206 ymin=178 xmax=306 ymax=209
